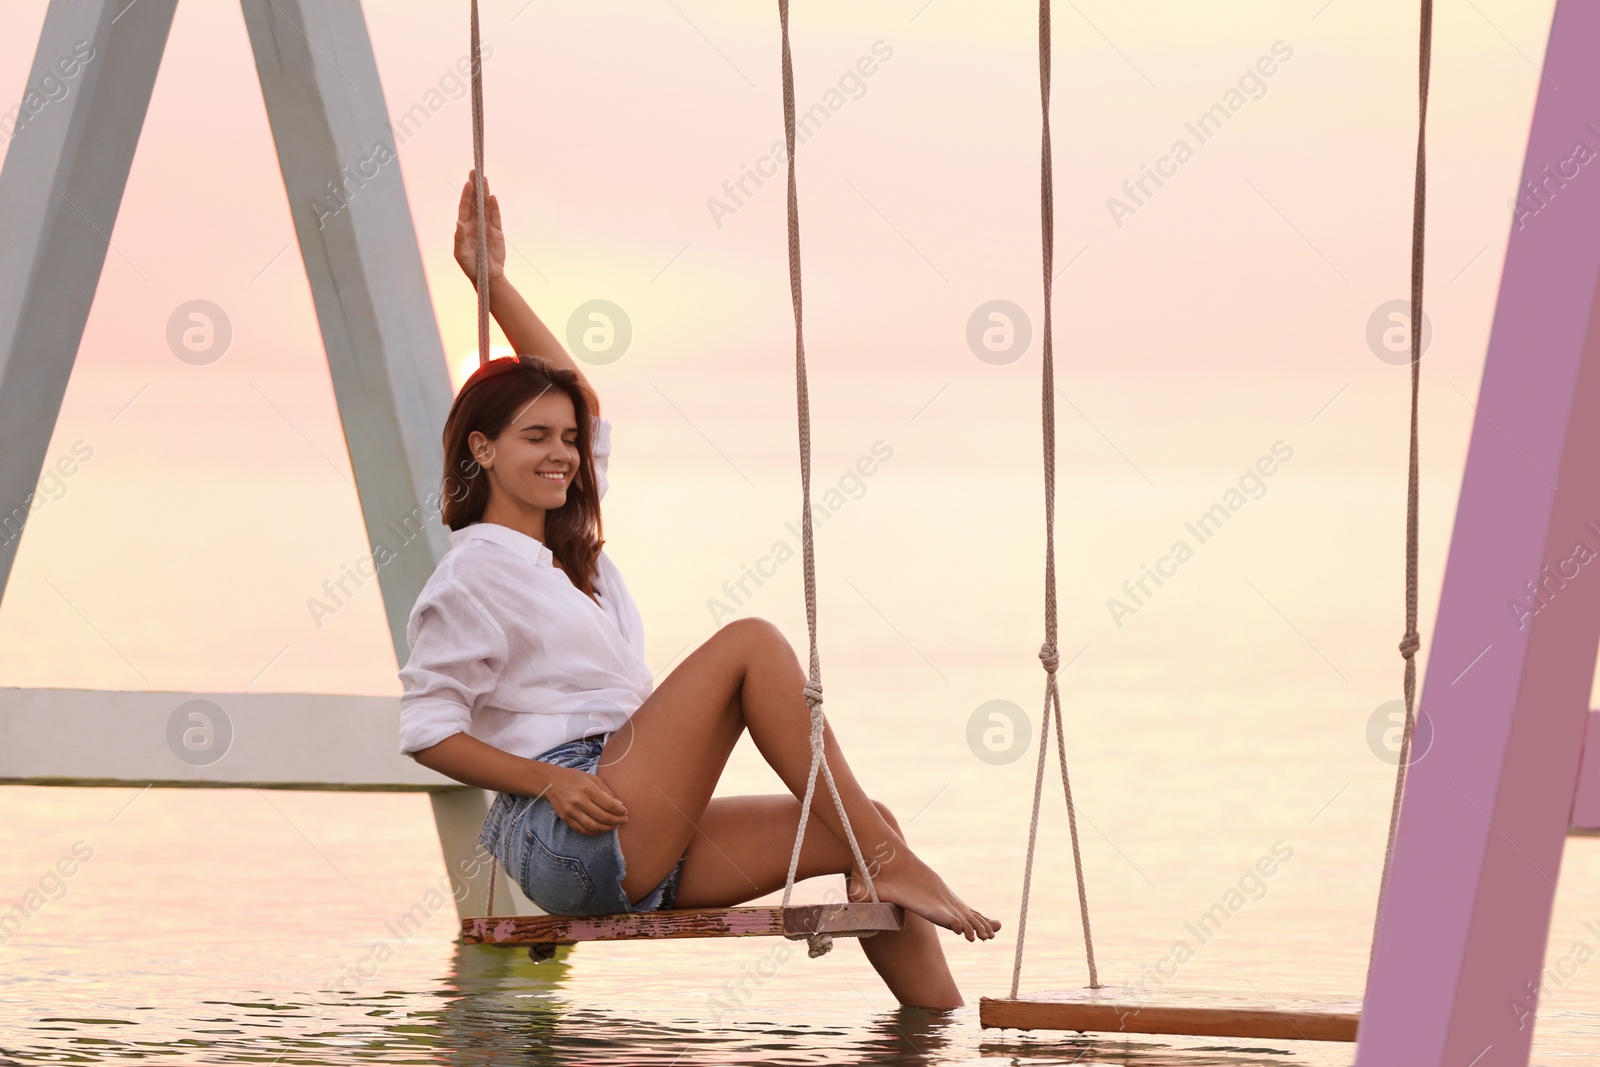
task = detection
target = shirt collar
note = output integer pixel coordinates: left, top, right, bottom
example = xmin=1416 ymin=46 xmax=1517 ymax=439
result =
xmin=448 ymin=521 xmax=555 ymax=568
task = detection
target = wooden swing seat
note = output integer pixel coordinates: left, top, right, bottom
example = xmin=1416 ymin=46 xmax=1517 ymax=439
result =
xmin=462 ymin=901 xmax=903 ymax=952
xmin=979 ymin=986 xmax=1360 ymax=1042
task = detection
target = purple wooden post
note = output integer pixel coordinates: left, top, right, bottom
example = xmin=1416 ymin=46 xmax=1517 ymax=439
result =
xmin=1570 ymin=711 xmax=1600 ymax=830
xmin=1356 ymin=3 xmax=1600 ymax=1064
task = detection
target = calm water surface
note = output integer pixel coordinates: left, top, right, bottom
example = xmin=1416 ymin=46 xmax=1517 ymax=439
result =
xmin=6 ymin=667 xmax=1600 ymax=1064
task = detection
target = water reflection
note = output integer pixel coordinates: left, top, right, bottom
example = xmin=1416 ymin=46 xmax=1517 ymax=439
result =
xmin=439 ymin=941 xmax=972 ymax=1065
xmin=2 ymin=938 xmax=1352 ymax=1066
xmin=978 ymin=1033 xmax=1319 ymax=1067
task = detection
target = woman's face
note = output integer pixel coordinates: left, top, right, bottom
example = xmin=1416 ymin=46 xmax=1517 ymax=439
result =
xmin=469 ymin=387 xmax=579 ymax=513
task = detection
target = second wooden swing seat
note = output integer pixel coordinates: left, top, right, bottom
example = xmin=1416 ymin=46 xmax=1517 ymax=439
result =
xmin=980 ymin=988 xmax=1361 ymax=1042
xmin=975 ymin=0 xmax=1436 ymax=1047
xmin=455 ymin=0 xmax=903 ymax=964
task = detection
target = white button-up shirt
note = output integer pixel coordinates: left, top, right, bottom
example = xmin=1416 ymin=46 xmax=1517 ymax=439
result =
xmin=396 ymin=415 xmax=655 ymax=760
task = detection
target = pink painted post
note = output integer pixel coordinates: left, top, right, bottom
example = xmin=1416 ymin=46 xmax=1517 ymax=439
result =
xmin=1356 ymin=3 xmax=1600 ymax=1064
xmin=1569 ymin=711 xmax=1600 ymax=830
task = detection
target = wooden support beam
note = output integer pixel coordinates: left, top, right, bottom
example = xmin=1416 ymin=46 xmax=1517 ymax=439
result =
xmin=0 ymin=687 xmax=450 ymax=790
xmin=0 ymin=685 xmax=540 ymax=918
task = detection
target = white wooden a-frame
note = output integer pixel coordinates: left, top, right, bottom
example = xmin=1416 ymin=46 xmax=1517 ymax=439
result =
xmin=0 ymin=0 xmax=531 ymax=921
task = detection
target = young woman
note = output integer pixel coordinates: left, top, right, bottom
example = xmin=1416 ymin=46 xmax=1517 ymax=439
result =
xmin=398 ymin=171 xmax=1000 ymax=1010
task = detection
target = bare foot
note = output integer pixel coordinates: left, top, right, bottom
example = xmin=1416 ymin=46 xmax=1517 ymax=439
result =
xmin=845 ymin=853 xmax=1002 ymax=942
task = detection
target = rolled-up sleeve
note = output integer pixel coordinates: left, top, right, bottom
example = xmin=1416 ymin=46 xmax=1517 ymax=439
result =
xmin=398 ymin=577 xmax=508 ymax=756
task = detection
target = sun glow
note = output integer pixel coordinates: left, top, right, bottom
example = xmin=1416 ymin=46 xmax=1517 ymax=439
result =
xmin=451 ymin=344 xmax=518 ymax=392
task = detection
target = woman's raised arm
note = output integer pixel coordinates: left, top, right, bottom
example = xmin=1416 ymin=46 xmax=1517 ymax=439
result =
xmin=453 ymin=171 xmax=601 ymax=417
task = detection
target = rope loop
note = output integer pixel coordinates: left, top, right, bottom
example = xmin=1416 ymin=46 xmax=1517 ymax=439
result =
xmin=1398 ymin=631 xmax=1420 ymax=659
xmin=1038 ymin=642 xmax=1059 ymax=673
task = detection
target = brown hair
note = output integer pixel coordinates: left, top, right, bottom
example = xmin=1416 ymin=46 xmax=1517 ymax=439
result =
xmin=439 ymin=353 xmax=605 ymax=598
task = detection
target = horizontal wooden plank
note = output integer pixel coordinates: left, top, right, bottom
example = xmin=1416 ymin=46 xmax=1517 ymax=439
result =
xmin=979 ymin=987 xmax=1360 ymax=1042
xmin=783 ymin=901 xmax=903 ymax=937
xmin=463 ymin=902 xmax=904 ymax=945
xmin=0 ymin=687 xmax=453 ymax=790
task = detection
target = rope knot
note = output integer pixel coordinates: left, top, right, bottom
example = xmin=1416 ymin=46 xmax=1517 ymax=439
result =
xmin=807 ymin=933 xmax=833 ymax=957
xmin=803 ymin=680 xmax=824 ymax=709
xmin=1038 ymin=643 xmax=1059 ymax=673
xmin=1398 ymin=632 xmax=1420 ymax=660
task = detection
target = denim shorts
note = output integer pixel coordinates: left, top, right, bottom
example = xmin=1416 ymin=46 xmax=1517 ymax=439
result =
xmin=478 ymin=734 xmax=687 ymax=916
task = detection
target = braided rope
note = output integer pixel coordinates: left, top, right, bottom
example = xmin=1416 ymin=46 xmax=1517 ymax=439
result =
xmin=1008 ymin=0 xmax=1099 ymax=998
xmin=775 ymin=0 xmax=881 ymax=960
xmin=1367 ymin=0 xmax=1433 ymax=981
xmin=469 ymin=0 xmax=496 ymax=912
xmin=470 ymin=0 xmax=491 ymax=366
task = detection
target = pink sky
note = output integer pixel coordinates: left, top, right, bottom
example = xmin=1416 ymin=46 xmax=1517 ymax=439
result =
xmin=0 ymin=0 xmax=1571 ymax=724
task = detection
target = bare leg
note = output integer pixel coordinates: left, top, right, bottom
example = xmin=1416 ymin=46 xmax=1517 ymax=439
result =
xmin=851 ymin=803 xmax=965 ymax=1008
xmin=670 ymin=794 xmax=963 ymax=1007
xmin=595 ymin=617 xmax=1000 ymax=947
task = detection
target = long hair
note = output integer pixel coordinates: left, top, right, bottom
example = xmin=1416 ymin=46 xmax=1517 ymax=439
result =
xmin=440 ymin=353 xmax=604 ymax=599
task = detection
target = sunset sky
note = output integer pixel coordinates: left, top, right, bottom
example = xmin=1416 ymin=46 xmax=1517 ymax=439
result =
xmin=0 ymin=0 xmax=1569 ymax=725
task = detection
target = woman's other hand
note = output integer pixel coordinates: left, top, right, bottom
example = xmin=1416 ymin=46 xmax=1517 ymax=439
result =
xmin=454 ymin=168 xmax=507 ymax=287
xmin=539 ymin=764 xmax=630 ymax=835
